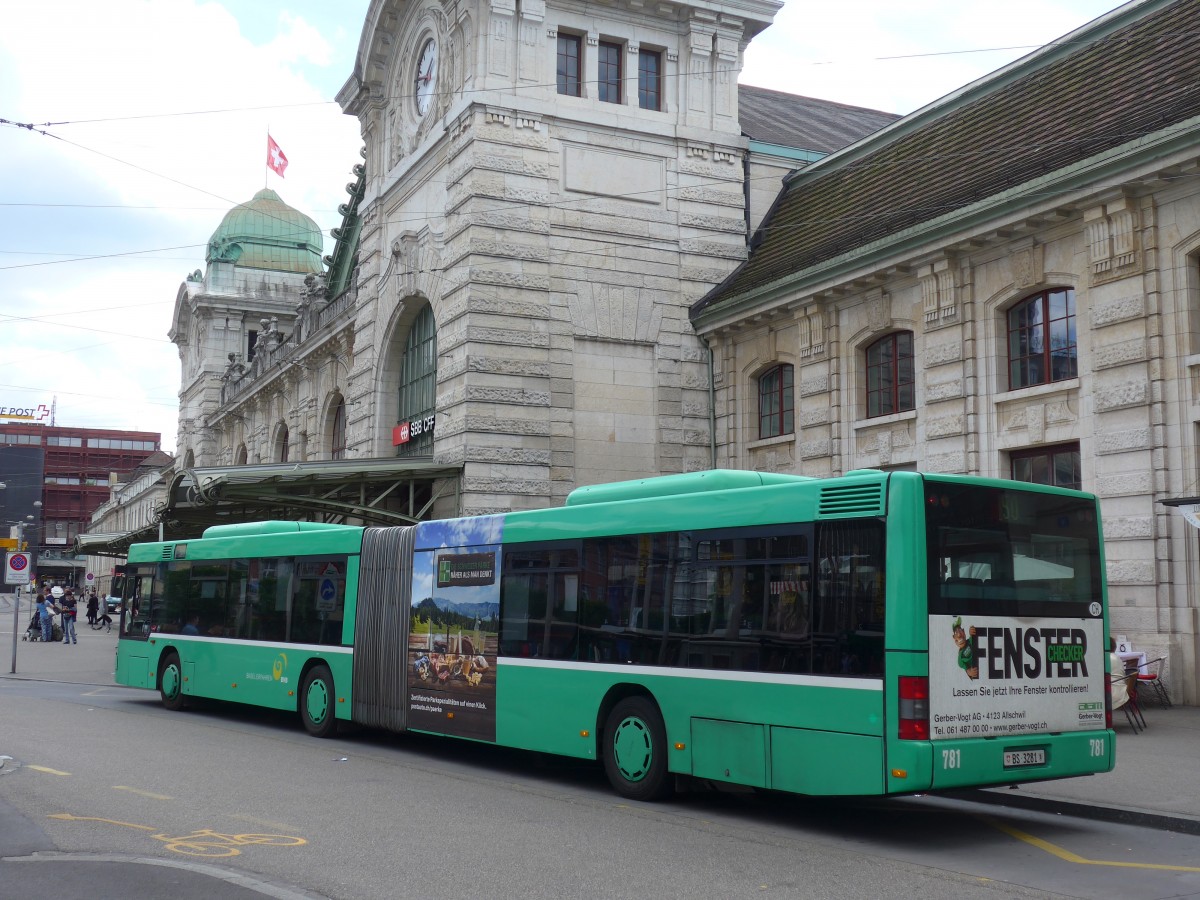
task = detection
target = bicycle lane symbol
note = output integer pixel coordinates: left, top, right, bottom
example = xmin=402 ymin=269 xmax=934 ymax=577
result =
xmin=48 ymin=813 xmax=307 ymax=858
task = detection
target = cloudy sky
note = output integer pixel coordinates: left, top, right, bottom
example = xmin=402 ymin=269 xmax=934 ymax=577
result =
xmin=0 ymin=0 xmax=1123 ymax=453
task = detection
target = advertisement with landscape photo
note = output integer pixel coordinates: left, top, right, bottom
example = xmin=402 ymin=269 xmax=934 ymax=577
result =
xmin=407 ymin=515 xmax=503 ymax=741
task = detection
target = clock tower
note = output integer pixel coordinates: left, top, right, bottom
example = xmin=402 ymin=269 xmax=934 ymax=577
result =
xmin=339 ymin=0 xmax=782 ymax=515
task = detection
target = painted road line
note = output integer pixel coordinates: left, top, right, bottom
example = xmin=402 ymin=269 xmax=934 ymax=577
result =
xmin=986 ymin=817 xmax=1200 ymax=872
xmin=113 ymin=785 xmax=173 ymax=800
xmin=49 ymin=813 xmax=307 ymax=858
xmin=231 ymin=813 xmax=305 ymax=832
xmin=48 ymin=813 xmax=154 ymax=831
xmin=27 ymin=765 xmax=70 ymax=776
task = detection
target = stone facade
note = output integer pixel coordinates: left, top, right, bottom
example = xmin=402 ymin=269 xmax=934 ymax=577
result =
xmin=690 ymin=2 xmax=1200 ymax=703
xmin=170 ymin=0 xmax=852 ymax=524
xmin=82 ymin=459 xmax=171 ymax=597
xmin=330 ymin=0 xmax=781 ymax=516
xmin=703 ymin=194 xmax=1200 ymax=703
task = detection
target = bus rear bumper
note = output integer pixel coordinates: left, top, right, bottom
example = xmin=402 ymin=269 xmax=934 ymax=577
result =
xmin=889 ymin=729 xmax=1116 ymax=793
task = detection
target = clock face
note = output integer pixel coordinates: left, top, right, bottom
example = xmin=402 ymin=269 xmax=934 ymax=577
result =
xmin=414 ymin=38 xmax=438 ymax=116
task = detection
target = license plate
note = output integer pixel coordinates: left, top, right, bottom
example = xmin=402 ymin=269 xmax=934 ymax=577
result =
xmin=1003 ymin=749 xmax=1046 ymax=767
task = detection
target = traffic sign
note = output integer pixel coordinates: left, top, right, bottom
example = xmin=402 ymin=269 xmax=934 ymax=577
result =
xmin=317 ymin=577 xmax=338 ymax=612
xmin=5 ymin=551 xmax=32 ymax=585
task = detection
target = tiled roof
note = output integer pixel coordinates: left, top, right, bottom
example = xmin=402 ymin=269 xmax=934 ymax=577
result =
xmin=699 ymin=0 xmax=1200 ymax=312
xmin=738 ymin=84 xmax=899 ymax=154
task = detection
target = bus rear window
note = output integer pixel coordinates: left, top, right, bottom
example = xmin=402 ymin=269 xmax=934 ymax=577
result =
xmin=925 ymin=481 xmax=1101 ymax=615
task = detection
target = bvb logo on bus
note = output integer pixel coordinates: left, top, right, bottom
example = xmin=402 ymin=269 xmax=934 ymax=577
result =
xmin=273 ymin=653 xmax=288 ymax=683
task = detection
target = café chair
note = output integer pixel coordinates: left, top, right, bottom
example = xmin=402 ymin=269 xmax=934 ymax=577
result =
xmin=1136 ymin=657 xmax=1171 ymax=708
xmin=1110 ymin=671 xmax=1144 ymax=733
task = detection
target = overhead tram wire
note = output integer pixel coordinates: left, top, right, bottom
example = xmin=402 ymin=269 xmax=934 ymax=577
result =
xmin=5 ymin=25 xmax=1195 ymax=130
xmin=5 ymin=122 xmax=1198 ymax=278
xmin=0 ymin=127 xmax=341 ymax=271
xmin=4 ymin=28 xmax=1194 ymax=275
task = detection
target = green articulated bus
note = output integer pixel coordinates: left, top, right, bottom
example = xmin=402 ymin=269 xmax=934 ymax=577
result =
xmin=114 ymin=469 xmax=1115 ymax=800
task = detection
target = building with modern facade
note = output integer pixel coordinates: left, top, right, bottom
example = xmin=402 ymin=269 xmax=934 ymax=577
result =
xmin=0 ymin=423 xmax=161 ymax=587
xmin=690 ymin=0 xmax=1200 ymax=702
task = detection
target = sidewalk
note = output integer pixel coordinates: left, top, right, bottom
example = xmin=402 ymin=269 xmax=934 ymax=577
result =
xmin=972 ymin=700 xmax=1200 ymax=833
xmin=0 ymin=592 xmax=118 ymax=685
xmin=2 ymin=593 xmax=1198 ymax=831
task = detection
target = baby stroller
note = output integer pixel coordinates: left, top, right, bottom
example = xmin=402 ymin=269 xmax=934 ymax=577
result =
xmin=22 ymin=611 xmax=62 ymax=642
xmin=22 ymin=611 xmax=42 ymax=642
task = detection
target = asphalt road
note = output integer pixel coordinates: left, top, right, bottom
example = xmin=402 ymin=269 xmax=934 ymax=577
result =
xmin=3 ymin=604 xmax=1200 ymax=899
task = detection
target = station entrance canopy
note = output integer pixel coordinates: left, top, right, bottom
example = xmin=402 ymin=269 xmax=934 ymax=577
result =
xmin=76 ymin=458 xmax=463 ymax=557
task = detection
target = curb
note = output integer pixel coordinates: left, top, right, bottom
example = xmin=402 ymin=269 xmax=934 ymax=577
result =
xmin=949 ymin=788 xmax=1200 ymax=835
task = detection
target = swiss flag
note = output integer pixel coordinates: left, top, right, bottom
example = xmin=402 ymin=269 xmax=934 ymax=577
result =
xmin=267 ymin=135 xmax=289 ymax=177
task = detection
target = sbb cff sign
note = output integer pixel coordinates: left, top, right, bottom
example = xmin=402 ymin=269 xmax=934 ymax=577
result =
xmin=393 ymin=415 xmax=435 ymax=446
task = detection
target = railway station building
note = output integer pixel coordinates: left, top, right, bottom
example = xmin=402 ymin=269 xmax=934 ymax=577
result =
xmin=149 ymin=0 xmax=1200 ymax=701
xmin=690 ymin=0 xmax=1200 ymax=702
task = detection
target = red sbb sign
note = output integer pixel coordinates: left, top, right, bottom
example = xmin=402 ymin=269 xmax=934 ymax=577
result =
xmin=393 ymin=415 xmax=435 ymax=446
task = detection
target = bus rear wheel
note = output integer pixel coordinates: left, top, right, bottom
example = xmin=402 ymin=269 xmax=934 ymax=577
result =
xmin=300 ymin=664 xmax=337 ymax=738
xmin=602 ymin=696 xmax=671 ymax=801
xmin=158 ymin=652 xmax=186 ymax=712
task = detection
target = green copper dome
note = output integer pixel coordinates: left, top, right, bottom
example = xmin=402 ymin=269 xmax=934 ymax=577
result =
xmin=206 ymin=188 xmax=324 ymax=274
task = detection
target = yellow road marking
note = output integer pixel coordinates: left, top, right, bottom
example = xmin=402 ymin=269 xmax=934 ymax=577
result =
xmin=50 ymin=813 xmax=307 ymax=858
xmin=231 ymin=813 xmax=302 ymax=832
xmin=986 ymin=817 xmax=1200 ymax=872
xmin=113 ymin=786 xmax=173 ymax=800
xmin=27 ymin=765 xmax=69 ymax=776
xmin=48 ymin=813 xmax=154 ymax=831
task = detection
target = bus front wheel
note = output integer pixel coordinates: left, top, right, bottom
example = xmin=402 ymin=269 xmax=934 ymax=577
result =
xmin=300 ymin=664 xmax=337 ymax=738
xmin=158 ymin=652 xmax=186 ymax=712
xmin=602 ymin=696 xmax=671 ymax=801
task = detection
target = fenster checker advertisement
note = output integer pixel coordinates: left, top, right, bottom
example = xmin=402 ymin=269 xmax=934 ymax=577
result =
xmin=928 ymin=614 xmax=1106 ymax=738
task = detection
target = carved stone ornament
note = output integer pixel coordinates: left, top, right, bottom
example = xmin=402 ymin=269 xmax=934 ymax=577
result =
xmin=1010 ymin=243 xmax=1044 ymax=289
xmin=865 ymin=289 xmax=891 ymax=333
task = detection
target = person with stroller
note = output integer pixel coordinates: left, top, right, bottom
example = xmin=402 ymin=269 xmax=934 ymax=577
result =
xmin=28 ymin=588 xmax=51 ymax=641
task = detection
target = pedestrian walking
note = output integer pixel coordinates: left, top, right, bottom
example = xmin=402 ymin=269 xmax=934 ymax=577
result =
xmin=43 ymin=587 xmax=62 ymax=643
xmin=60 ymin=588 xmax=79 ymax=645
xmin=86 ymin=589 xmax=99 ymax=626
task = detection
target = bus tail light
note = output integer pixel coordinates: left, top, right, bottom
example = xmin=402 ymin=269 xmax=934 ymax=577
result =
xmin=1104 ymin=677 xmax=1113 ymax=730
xmin=898 ymin=676 xmax=929 ymax=740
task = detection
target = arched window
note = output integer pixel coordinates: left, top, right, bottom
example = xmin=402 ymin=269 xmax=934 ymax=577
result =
xmin=273 ymin=423 xmax=289 ymax=463
xmin=866 ymin=331 xmax=915 ymax=418
xmin=234 ymin=444 xmax=247 ymax=466
xmin=397 ymin=306 xmax=437 ymax=458
xmin=758 ymin=363 xmax=794 ymax=439
xmin=1007 ymin=288 xmax=1077 ymax=390
xmin=331 ymin=396 xmax=346 ymax=460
